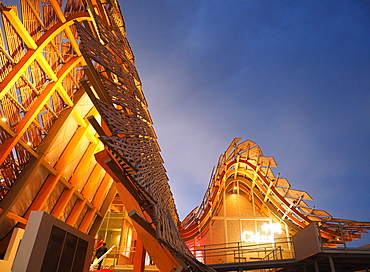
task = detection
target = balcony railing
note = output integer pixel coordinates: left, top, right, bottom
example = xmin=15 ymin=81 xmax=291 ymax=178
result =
xmin=194 ymin=238 xmax=294 ymax=265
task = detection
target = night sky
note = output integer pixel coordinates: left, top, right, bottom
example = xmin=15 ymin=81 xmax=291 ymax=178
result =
xmin=119 ymin=1 xmax=370 ymax=246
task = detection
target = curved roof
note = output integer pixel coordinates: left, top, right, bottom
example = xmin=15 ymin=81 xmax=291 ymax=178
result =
xmin=180 ymin=138 xmax=370 ymax=244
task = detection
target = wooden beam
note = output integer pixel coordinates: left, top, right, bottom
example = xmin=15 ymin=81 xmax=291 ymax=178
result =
xmin=92 ymin=173 xmax=113 ymax=207
xmin=95 ymin=149 xmax=180 ymax=270
xmin=132 ymin=235 xmax=146 ymax=272
xmin=87 ymin=115 xmax=107 ymax=137
xmin=88 ymin=185 xmax=116 ymax=237
xmin=0 ymin=208 xmax=28 ymax=225
xmin=70 ymin=143 xmax=100 ymax=187
xmin=81 ymin=164 xmax=104 ymax=200
xmin=128 ymin=210 xmax=156 ymax=238
xmin=51 ymin=188 xmax=76 ymax=218
xmin=1 ymin=4 xmax=78 ymax=107
xmin=115 ymin=181 xmax=179 ymax=272
xmin=49 ymin=0 xmax=82 ymax=55
xmin=0 ymin=56 xmax=83 ymax=165
xmin=0 ymin=12 xmax=91 ymax=101
xmin=0 ymin=4 xmax=38 ymax=49
xmin=79 ymin=208 xmax=98 ymax=233
xmin=66 ymin=198 xmax=88 ymax=226
xmin=94 ymin=150 xmax=148 ymax=209
xmin=0 ymin=89 xmax=89 ymax=223
xmin=24 ymin=126 xmax=90 ymax=218
xmin=0 ymin=158 xmax=44 ymax=223
xmin=82 ymin=60 xmax=110 ymax=102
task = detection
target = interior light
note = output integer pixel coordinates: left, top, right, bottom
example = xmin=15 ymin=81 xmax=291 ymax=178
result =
xmin=1 ymin=117 xmax=6 ymax=122
xmin=27 ymin=141 xmax=32 ymax=146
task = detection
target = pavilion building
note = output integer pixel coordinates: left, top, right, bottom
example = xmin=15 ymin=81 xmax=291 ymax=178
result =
xmin=0 ymin=0 xmax=369 ymax=271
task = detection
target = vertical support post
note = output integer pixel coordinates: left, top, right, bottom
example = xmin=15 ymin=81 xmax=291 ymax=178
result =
xmin=316 ymin=222 xmax=323 ymax=250
xmin=103 ymin=210 xmax=110 ymax=243
xmin=279 ymin=246 xmax=282 ymax=260
xmin=338 ymin=223 xmax=347 ymax=252
xmin=314 ymin=261 xmax=320 ymax=272
xmin=328 ymin=256 xmax=336 ymax=272
xmin=238 ymin=242 xmax=241 ymax=262
xmin=133 ymin=236 xmax=146 ymax=272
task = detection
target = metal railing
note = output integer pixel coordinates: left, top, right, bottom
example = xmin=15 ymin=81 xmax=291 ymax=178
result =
xmin=262 ymin=246 xmax=283 ymax=261
xmin=90 ymin=245 xmax=116 ymax=270
xmin=194 ymin=238 xmax=294 ymax=265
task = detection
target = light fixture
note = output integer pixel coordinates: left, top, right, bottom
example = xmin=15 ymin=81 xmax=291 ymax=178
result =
xmin=1 ymin=117 xmax=6 ymax=122
xmin=27 ymin=141 xmax=32 ymax=146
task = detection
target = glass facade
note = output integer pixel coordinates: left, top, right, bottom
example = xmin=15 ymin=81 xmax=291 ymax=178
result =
xmin=96 ymin=203 xmax=135 ymax=266
xmin=186 ymin=179 xmax=293 ymax=264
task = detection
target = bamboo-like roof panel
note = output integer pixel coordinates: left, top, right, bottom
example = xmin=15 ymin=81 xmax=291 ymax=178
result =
xmin=180 ymin=138 xmax=370 ymax=244
xmin=259 ymin=165 xmax=275 ymax=178
xmin=42 ymin=4 xmax=58 ymax=29
xmin=300 ymin=207 xmax=331 ymax=218
xmin=21 ymin=0 xmax=43 ymax=41
xmin=240 ymin=144 xmax=263 ymax=159
xmin=237 ymin=139 xmax=257 ymax=152
xmin=2 ymin=7 xmax=25 ymax=62
xmin=275 ymin=177 xmax=290 ymax=188
xmin=259 ymin=156 xmax=278 ymax=167
xmin=64 ymin=0 xmax=85 ymax=17
xmin=285 ymin=188 xmax=313 ymax=201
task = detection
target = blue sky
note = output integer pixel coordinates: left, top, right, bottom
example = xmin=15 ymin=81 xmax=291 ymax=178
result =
xmin=120 ymin=1 xmax=370 ymax=245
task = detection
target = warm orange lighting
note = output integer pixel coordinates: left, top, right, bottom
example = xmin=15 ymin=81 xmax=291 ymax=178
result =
xmin=1 ymin=117 xmax=6 ymax=122
xmin=241 ymin=223 xmax=282 ymax=243
xmin=27 ymin=141 xmax=32 ymax=146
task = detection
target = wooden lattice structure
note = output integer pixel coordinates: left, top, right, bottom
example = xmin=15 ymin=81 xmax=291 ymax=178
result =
xmin=0 ymin=0 xmax=111 ymax=244
xmin=0 ymin=0 xmax=212 ymax=271
xmin=179 ymin=138 xmax=370 ymax=245
xmin=74 ymin=2 xmax=214 ymax=271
